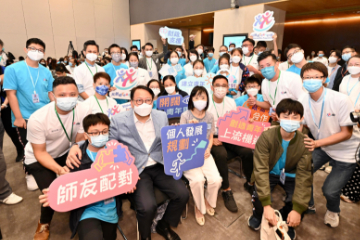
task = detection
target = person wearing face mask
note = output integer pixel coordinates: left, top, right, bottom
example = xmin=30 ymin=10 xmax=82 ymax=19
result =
xmin=24 ymin=77 xmax=91 ymax=239
xmin=313 ymin=50 xmax=328 ymax=67
xmin=196 ymin=44 xmax=205 ymax=60
xmin=230 ymin=48 xmax=250 ymax=94
xmin=39 ymin=58 xmax=47 ymax=68
xmin=203 ymin=47 xmax=217 ymax=73
xmin=118 ymin=47 xmax=129 ymax=67
xmin=212 ymin=55 xmax=237 ymax=97
xmin=147 ymin=79 xmax=163 ymax=109
xmin=184 ymin=49 xmax=200 ymax=77
xmin=3 ymin=38 xmax=55 ymax=191
xmin=241 ymin=38 xmax=261 ymax=76
xmin=66 ymin=57 xmax=77 ymax=74
xmin=73 ymin=40 xmax=105 ymax=101
xmin=235 ymin=76 xmax=264 ymax=108
xmin=159 ymin=75 xmax=188 ymax=98
xmin=307 ymin=51 xmax=316 ymax=61
xmin=55 ymin=64 xmax=72 ymax=78
xmin=167 ymin=44 xmax=188 ymax=67
xmin=192 ymin=60 xmax=207 ymax=78
xmin=160 ymin=50 xmax=186 ymax=84
xmin=332 ymin=45 xmax=357 ymax=91
xmin=247 ymin=99 xmax=312 ymax=240
xmin=63 ymin=56 xmax=69 ymax=66
xmin=326 ymin=50 xmax=342 ymax=89
xmin=138 ymin=39 xmax=168 ymax=80
xmin=0 ymin=39 xmax=8 ymax=67
xmin=128 ymin=52 xmax=151 ymax=87
xmin=228 ymin=43 xmax=236 ymax=52
xmin=179 ymin=86 xmax=222 ymax=226
xmin=285 ymin=43 xmax=308 ymax=76
xmin=300 ymin=62 xmax=358 ymax=228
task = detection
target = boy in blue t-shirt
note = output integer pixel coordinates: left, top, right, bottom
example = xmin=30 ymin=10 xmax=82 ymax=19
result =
xmin=203 ymin=47 xmax=217 ymax=73
xmin=235 ymin=76 xmax=263 ymax=107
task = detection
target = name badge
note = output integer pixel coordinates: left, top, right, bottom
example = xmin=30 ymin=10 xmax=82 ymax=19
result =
xmin=32 ymin=93 xmax=40 ymax=103
xmin=280 ymin=168 xmax=286 ymax=185
xmin=149 ymin=71 xmax=153 ymax=77
xmin=104 ymin=198 xmax=114 ymax=205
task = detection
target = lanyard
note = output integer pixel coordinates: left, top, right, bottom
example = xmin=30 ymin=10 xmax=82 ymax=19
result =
xmin=112 ymin=63 xmax=118 ymax=73
xmin=146 ymin=58 xmax=153 ymax=71
xmin=212 ymin=96 xmax=224 ymax=118
xmin=268 ymin=71 xmax=281 ymax=106
xmin=243 ymin=54 xmax=254 ymax=66
xmin=25 ymin=61 xmax=40 ymax=94
xmin=94 ymin=96 xmax=109 ymax=114
xmin=309 ymin=88 xmax=327 ymax=138
xmin=85 ymin=62 xmax=98 ymax=76
xmin=230 ymin=65 xmax=239 ymax=77
xmin=55 ymin=105 xmax=74 ymax=144
xmin=346 ymin=77 xmax=360 ymax=96
xmin=329 ymin=65 xmax=339 ymax=77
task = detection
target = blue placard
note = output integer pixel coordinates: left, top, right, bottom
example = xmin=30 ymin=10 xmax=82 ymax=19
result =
xmin=157 ymin=95 xmax=189 ymax=118
xmin=161 ymin=122 xmax=209 ymax=180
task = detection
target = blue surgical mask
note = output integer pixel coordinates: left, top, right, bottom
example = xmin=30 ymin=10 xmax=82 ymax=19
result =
xmin=90 ymin=134 xmax=109 ymax=148
xmin=95 ymin=85 xmax=109 ymax=96
xmin=325 ymin=77 xmax=330 ymax=84
xmin=280 ymin=119 xmax=300 ymax=133
xmin=177 ymin=51 xmax=182 ymax=57
xmin=318 ymin=54 xmax=324 ymax=57
xmin=261 ymin=66 xmax=276 ymax=79
xmin=342 ymin=53 xmax=352 ymax=62
xmin=64 ymin=61 xmax=68 ymax=64
xmin=69 ymin=62 xmax=73 ymax=67
xmin=303 ymin=79 xmax=323 ymax=93
xmin=219 ymin=52 xmax=225 ymax=57
xmin=258 ymin=51 xmax=263 ymax=56
xmin=208 ymin=53 xmax=214 ymax=58
xmin=57 ymin=61 xmax=60 ymax=64
xmin=55 ymin=97 xmax=77 ymax=111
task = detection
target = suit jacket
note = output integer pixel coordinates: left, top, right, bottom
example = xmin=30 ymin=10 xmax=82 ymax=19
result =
xmin=109 ymin=109 xmax=168 ymax=174
xmin=139 ymin=43 xmax=168 ymax=72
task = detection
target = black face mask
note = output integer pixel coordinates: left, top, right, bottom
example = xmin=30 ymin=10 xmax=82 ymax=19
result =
xmin=40 ymin=63 xmax=46 ymax=67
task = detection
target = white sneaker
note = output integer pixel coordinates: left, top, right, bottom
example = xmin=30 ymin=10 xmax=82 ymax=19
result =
xmin=26 ymin=174 xmax=39 ymax=191
xmin=1 ymin=193 xmax=23 ymax=204
xmin=325 ymin=166 xmax=332 ymax=174
xmin=324 ymin=210 xmax=339 ymax=227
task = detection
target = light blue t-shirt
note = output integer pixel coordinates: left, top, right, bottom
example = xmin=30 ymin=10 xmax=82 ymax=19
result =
xmin=153 ymin=100 xmax=158 ymax=109
xmin=3 ymin=61 xmax=54 ymax=125
xmin=235 ymin=94 xmax=264 ymax=107
xmin=167 ymin=58 xmax=187 ymax=67
xmin=210 ymin=65 xmax=219 ymax=74
xmin=203 ymin=57 xmax=217 ymax=73
xmin=270 ymin=139 xmax=296 ymax=178
xmin=287 ymin=65 xmax=301 ymax=76
xmin=80 ymin=149 xmax=119 ymax=223
xmin=161 ymin=64 xmax=186 ymax=85
xmin=103 ymin=62 xmax=128 ymax=104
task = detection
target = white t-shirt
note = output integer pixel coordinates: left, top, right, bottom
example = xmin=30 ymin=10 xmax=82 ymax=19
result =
xmin=279 ymin=61 xmax=291 ymax=71
xmin=66 ymin=65 xmax=76 ymax=74
xmin=207 ymin=96 xmax=237 ymax=136
xmin=262 ymin=70 xmax=305 ymax=108
xmin=25 ymin=102 xmax=91 ymax=165
xmin=339 ymin=75 xmax=360 ymax=108
xmin=242 ymin=54 xmax=259 ymax=75
xmin=84 ymin=95 xmax=117 ymax=116
xmin=0 ymin=52 xmax=8 ymax=67
xmin=184 ymin=62 xmax=207 ymax=77
xmin=136 ymin=67 xmax=151 ymax=85
xmin=145 ymin=57 xmax=158 ymax=80
xmin=313 ymin=57 xmax=328 ymax=67
xmin=73 ymin=62 xmax=105 ymax=101
xmin=301 ymin=89 xmax=357 ymax=163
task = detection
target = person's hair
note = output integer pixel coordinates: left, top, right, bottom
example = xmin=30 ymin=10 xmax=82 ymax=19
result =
xmin=53 ymin=76 xmax=78 ymax=89
xmin=212 ymin=75 xmax=228 ymax=85
xmin=19 ymin=56 xmax=25 ymax=61
xmin=231 ymin=48 xmax=243 ymax=56
xmin=348 ymin=55 xmax=360 ymax=63
xmin=130 ymin=85 xmax=154 ymax=100
xmin=83 ymin=40 xmax=99 ymax=52
xmin=93 ymin=72 xmax=111 ymax=84
xmin=208 ymin=47 xmax=215 ymax=52
xmin=120 ymin=47 xmax=129 ymax=61
xmin=145 ymin=42 xmax=153 ymax=49
xmin=188 ymin=49 xmax=199 ymax=61
xmin=0 ymin=39 xmax=3 ymax=46
xmin=242 ymin=38 xmax=255 ymax=47
xmin=59 ymin=57 xmax=64 ymax=62
xmin=147 ymin=79 xmax=164 ymax=93
xmin=26 ymin=38 xmax=46 ymax=50
xmin=300 ymin=62 xmax=328 ymax=78
xmin=256 ymin=41 xmax=267 ymax=48
xmin=284 ymin=43 xmax=301 ymax=57
xmin=342 ymin=45 xmax=355 ymax=52
xmin=169 ymin=50 xmax=179 ymax=59
xmin=187 ymin=86 xmax=209 ymax=111
xmin=55 ymin=64 xmax=70 ymax=74
xmin=196 ymin=44 xmax=204 ymax=49
xmin=64 ymin=56 xmax=69 ymax=62
xmin=50 ymin=58 xmax=57 ymax=70
xmin=219 ymin=45 xmax=228 ymax=51
xmin=229 ymin=43 xmax=236 ymax=47
xmin=257 ymin=51 xmax=277 ymax=64
xmin=329 ymin=49 xmax=342 ymax=59
xmin=130 ymin=45 xmax=138 ymax=51
xmin=108 ymin=43 xmax=121 ymax=54
xmin=175 ymin=46 xmax=183 ymax=51
xmin=193 ymin=60 xmax=204 ymax=68
xmin=141 ymin=45 xmax=145 ymax=50
xmin=276 ymin=98 xmax=304 ymax=118
xmin=244 ymin=76 xmax=261 ymax=87
xmin=128 ymin=52 xmax=139 ymax=61
xmin=162 ymin=75 xmax=180 ymax=93
xmin=218 ymin=54 xmax=230 ymax=66
xmin=83 ymin=113 xmax=110 ymax=133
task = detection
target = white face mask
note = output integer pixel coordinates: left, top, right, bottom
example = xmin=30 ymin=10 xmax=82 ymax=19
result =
xmin=145 ymin=51 xmax=153 ymax=57
xmin=348 ymin=66 xmax=360 ymax=75
xmin=27 ymin=50 xmax=44 ymax=62
xmin=246 ymin=88 xmax=259 ymax=96
xmin=214 ymin=87 xmax=227 ymax=99
xmin=220 ymin=64 xmax=229 ymax=70
xmin=232 ymin=56 xmax=241 ymax=64
xmin=170 ymin=58 xmax=179 ymax=65
xmin=291 ymin=51 xmax=304 ymax=64
xmin=86 ymin=53 xmax=98 ymax=62
xmin=328 ymin=56 xmax=338 ymax=64
xmin=165 ymin=86 xmax=176 ymax=94
xmin=121 ymin=53 xmax=126 ymax=60
xmin=111 ymin=53 xmax=121 ymax=62
xmin=134 ymin=103 xmax=152 ymax=117
xmin=151 ymin=88 xmax=161 ymax=97
xmin=194 ymin=69 xmax=203 ymax=76
xmin=55 ymin=97 xmax=77 ymax=111
xmin=190 ymin=55 xmax=197 ymax=62
xmin=193 ymin=100 xmax=207 ymax=111
xmin=229 ymin=47 xmax=234 ymax=52
xmin=242 ymin=47 xmax=249 ymax=55
xmin=197 ymin=49 xmax=203 ymax=55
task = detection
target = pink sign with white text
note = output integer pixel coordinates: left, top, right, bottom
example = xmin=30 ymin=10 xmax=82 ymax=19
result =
xmin=48 ymin=140 xmax=139 ymax=212
xmin=217 ymin=107 xmax=270 ymax=149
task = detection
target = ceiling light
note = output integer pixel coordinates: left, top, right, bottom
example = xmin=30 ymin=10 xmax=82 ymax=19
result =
xmin=285 ymin=15 xmax=360 ymax=25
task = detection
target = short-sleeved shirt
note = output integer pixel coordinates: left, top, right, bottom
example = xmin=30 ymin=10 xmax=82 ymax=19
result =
xmin=3 ymin=61 xmax=54 ymax=124
xmin=278 ymin=61 xmax=290 ymax=71
xmin=301 ymin=89 xmax=357 ymax=163
xmin=180 ymin=110 xmax=215 ymax=139
xmin=287 ymin=65 xmax=301 ymax=75
xmin=83 ymin=96 xmax=118 ymax=118
xmin=235 ymin=94 xmax=264 ymax=107
xmin=103 ymin=62 xmax=128 ymax=86
xmin=339 ymin=75 xmax=360 ymax=108
xmin=204 ymin=57 xmax=217 ymax=73
xmin=24 ymin=101 xmax=91 ymax=165
xmin=242 ymin=53 xmax=259 ymax=75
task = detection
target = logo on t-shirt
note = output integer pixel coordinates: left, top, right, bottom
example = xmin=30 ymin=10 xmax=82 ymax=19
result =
xmin=281 ymin=91 xmax=287 ymax=94
xmin=327 ymin=113 xmax=335 ymax=117
xmin=43 ymin=79 xmax=47 ymax=81
xmin=73 ymin=122 xmax=80 ymax=126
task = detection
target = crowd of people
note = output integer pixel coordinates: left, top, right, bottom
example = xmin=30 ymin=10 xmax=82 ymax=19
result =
xmin=0 ymin=35 xmax=359 ymax=240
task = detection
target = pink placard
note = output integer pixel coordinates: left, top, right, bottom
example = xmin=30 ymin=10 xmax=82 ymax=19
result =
xmin=217 ymin=107 xmax=270 ymax=149
xmin=48 ymin=140 xmax=139 ymax=212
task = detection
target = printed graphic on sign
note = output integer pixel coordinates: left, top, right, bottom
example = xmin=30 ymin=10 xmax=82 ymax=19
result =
xmin=48 ymin=140 xmax=139 ymax=212
xmin=106 ymin=102 xmax=132 ymax=119
xmin=159 ymin=26 xmax=184 ymax=46
xmin=110 ymin=68 xmax=138 ymax=99
xmin=243 ymin=101 xmax=270 ymax=122
xmin=217 ymin=107 xmax=270 ymax=149
xmin=161 ymin=123 xmax=209 ymax=180
xmin=157 ymin=95 xmax=189 ymax=118
xmin=178 ymin=73 xmax=215 ymax=95
xmin=250 ymin=11 xmax=275 ymax=41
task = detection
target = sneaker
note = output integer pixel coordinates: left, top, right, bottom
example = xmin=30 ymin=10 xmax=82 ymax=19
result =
xmin=325 ymin=166 xmax=332 ymax=174
xmin=26 ymin=174 xmax=39 ymax=191
xmin=287 ymin=227 xmax=296 ymax=240
xmin=222 ymin=190 xmax=238 ymax=212
xmin=305 ymin=205 xmax=316 ymax=214
xmin=33 ymin=220 xmax=50 ymax=240
xmin=243 ymin=182 xmax=254 ymax=195
xmin=247 ymin=215 xmax=261 ymax=231
xmin=324 ymin=210 xmax=339 ymax=228
xmin=0 ymin=193 xmax=23 ymax=204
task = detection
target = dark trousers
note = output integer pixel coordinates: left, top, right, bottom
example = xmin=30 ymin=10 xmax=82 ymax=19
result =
xmin=25 ymin=153 xmax=68 ymax=223
xmin=211 ymin=142 xmax=253 ymax=189
xmin=0 ymin=107 xmax=24 ymax=156
xmin=0 ymin=117 xmax=12 ymax=200
xmin=252 ymin=174 xmax=303 ymax=221
xmin=77 ymin=218 xmax=117 ymax=240
xmin=129 ymin=164 xmax=189 ymax=238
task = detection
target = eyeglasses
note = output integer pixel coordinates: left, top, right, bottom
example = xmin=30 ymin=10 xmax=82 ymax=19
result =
xmin=302 ymin=76 xmax=324 ymax=80
xmin=134 ymin=99 xmax=152 ymax=105
xmin=287 ymin=49 xmax=301 ymax=59
xmin=87 ymin=129 xmax=109 ymax=136
xmin=214 ymin=85 xmax=228 ymax=88
xmin=28 ymin=47 xmax=44 ymax=53
xmin=348 ymin=63 xmax=360 ymax=67
xmin=343 ymin=50 xmax=354 ymax=54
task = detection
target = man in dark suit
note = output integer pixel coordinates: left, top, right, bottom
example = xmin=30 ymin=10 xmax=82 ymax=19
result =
xmin=332 ymin=45 xmax=356 ymax=91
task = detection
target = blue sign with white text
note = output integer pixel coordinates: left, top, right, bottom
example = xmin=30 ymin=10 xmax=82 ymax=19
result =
xmin=157 ymin=95 xmax=189 ymax=118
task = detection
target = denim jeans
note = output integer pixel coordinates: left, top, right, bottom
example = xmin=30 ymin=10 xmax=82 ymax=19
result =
xmin=309 ymin=148 xmax=356 ymax=213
